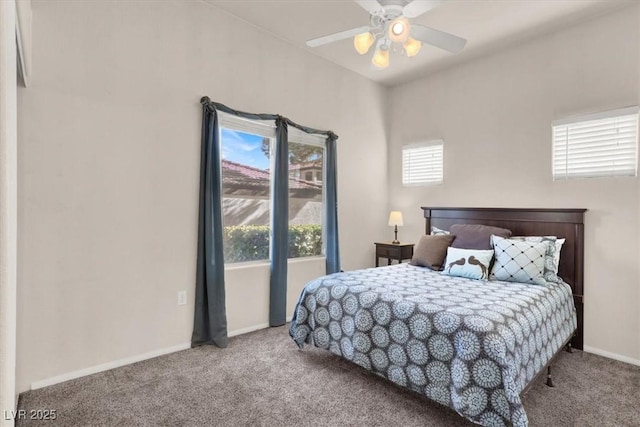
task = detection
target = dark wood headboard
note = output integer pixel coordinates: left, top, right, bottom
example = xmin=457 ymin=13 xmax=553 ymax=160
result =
xmin=422 ymin=207 xmax=586 ymax=350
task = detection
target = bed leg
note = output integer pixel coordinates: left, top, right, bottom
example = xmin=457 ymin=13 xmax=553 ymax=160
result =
xmin=566 ymin=342 xmax=574 ymax=353
xmin=546 ymin=366 xmax=554 ymax=387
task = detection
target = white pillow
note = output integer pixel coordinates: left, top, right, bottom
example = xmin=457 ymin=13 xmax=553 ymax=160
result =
xmin=430 ymin=226 xmax=450 ymax=236
xmin=442 ymin=247 xmax=493 ymax=280
xmin=490 ymin=236 xmax=548 ymax=285
xmin=554 ymin=238 xmax=565 ymax=273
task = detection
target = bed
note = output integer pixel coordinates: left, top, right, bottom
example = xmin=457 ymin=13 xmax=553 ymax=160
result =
xmin=289 ymin=207 xmax=586 ymax=427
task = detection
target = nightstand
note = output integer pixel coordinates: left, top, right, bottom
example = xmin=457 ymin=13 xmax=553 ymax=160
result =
xmin=374 ymin=242 xmax=414 ymax=267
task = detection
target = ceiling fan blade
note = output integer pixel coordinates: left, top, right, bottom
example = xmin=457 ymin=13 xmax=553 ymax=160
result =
xmin=306 ymin=26 xmax=371 ymax=48
xmin=354 ymin=0 xmax=385 ymax=15
xmin=402 ymin=0 xmax=445 ymax=18
xmin=411 ymin=24 xmax=467 ymax=53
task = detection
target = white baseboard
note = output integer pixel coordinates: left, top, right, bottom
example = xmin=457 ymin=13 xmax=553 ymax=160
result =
xmin=30 ymin=342 xmax=191 ymax=390
xmin=583 ymin=345 xmax=640 ymax=366
xmin=30 ymin=317 xmax=295 ymax=391
xmin=228 ymin=323 xmax=270 ymax=337
xmin=228 ymin=315 xmax=293 ymax=337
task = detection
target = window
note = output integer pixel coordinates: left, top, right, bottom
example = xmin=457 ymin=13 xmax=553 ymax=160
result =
xmin=553 ymin=107 xmax=638 ymax=180
xmin=219 ymin=113 xmax=276 ymax=264
xmin=289 ymin=128 xmax=325 ymax=258
xmin=219 ymin=113 xmax=325 ymax=263
xmin=402 ymin=140 xmax=444 ymax=186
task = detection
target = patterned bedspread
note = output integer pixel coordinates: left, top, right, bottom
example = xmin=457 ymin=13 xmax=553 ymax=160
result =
xmin=289 ymin=264 xmax=576 ymax=427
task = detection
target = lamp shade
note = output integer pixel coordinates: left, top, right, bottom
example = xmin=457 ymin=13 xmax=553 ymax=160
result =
xmin=372 ymin=48 xmax=389 ymax=68
xmin=388 ymin=211 xmax=404 ymax=226
xmin=403 ymin=37 xmax=422 ymax=57
xmin=354 ymin=32 xmax=375 ymax=55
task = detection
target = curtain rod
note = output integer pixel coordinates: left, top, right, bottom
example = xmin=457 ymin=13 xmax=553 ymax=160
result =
xmin=200 ymin=96 xmax=337 ymax=140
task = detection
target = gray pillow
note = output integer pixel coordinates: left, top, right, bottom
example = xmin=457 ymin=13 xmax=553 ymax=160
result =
xmin=410 ymin=234 xmax=456 ymax=270
xmin=450 ymin=224 xmax=512 ymax=250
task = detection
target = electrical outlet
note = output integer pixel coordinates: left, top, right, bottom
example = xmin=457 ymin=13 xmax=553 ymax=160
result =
xmin=178 ymin=291 xmax=187 ymax=306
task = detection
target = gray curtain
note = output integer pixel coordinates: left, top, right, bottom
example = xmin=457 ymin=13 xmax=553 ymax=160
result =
xmin=192 ymin=99 xmax=228 ymax=348
xmin=325 ymin=133 xmax=341 ymax=274
xmin=269 ymin=118 xmax=289 ymax=326
xmin=193 ymin=98 xmax=340 ymax=344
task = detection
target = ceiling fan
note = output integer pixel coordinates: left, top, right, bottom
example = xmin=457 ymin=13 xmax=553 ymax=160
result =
xmin=306 ymin=0 xmax=466 ymax=69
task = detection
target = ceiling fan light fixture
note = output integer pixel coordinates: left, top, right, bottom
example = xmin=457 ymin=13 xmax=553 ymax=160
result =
xmin=353 ymin=31 xmax=375 ymax=55
xmin=372 ymin=47 xmax=389 ymax=69
xmin=388 ymin=17 xmax=410 ymax=43
xmin=305 ymin=1 xmax=466 ymax=71
xmin=403 ymin=37 xmax=422 ymax=57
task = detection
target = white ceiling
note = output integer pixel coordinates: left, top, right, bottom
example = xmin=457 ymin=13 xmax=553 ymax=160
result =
xmin=204 ymin=0 xmax=634 ymax=87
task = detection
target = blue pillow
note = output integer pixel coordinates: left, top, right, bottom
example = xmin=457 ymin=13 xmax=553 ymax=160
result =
xmin=490 ymin=236 xmax=548 ymax=285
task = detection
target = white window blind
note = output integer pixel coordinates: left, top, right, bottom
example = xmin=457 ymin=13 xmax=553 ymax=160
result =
xmin=402 ymin=140 xmax=444 ymax=185
xmin=289 ymin=127 xmax=325 ymax=147
xmin=553 ymin=107 xmax=638 ymax=180
xmin=218 ymin=112 xmax=276 ymax=139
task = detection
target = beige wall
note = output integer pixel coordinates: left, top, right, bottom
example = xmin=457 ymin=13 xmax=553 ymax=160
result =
xmin=1 ymin=0 xmax=18 ymax=422
xmin=16 ymin=0 xmax=388 ymax=392
xmin=388 ymin=5 xmax=640 ymax=362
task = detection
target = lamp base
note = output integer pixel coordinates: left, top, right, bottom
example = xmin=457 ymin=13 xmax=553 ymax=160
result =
xmin=392 ymin=225 xmax=399 ymax=244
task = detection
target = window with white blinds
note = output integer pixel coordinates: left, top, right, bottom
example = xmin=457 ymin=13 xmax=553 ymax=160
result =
xmin=402 ymin=140 xmax=444 ymax=186
xmin=552 ymin=107 xmax=639 ymax=180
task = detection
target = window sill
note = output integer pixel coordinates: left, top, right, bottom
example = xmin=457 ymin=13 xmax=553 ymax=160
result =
xmin=224 ymin=260 xmax=270 ymax=271
xmin=224 ymin=255 xmax=326 ymax=271
xmin=288 ymin=255 xmax=326 ymax=265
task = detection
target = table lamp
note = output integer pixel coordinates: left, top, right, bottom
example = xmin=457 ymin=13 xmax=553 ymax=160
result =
xmin=388 ymin=211 xmax=404 ymax=244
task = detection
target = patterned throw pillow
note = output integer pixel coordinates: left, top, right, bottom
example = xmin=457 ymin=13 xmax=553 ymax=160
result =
xmin=509 ymin=236 xmax=561 ymax=283
xmin=442 ymin=247 xmax=494 ymax=280
xmin=490 ymin=236 xmax=549 ymax=285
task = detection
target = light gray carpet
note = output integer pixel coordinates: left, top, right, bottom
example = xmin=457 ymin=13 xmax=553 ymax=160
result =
xmin=17 ymin=326 xmax=640 ymax=427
